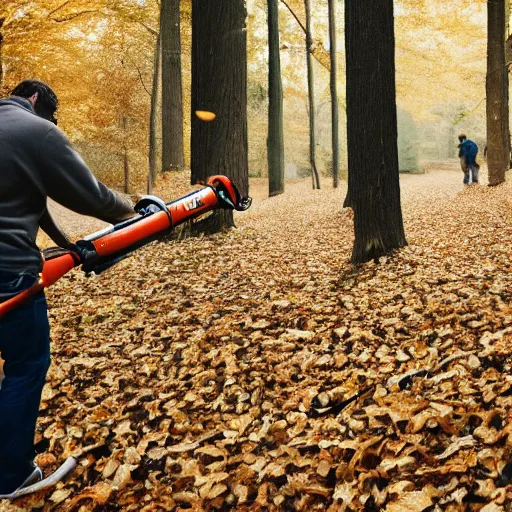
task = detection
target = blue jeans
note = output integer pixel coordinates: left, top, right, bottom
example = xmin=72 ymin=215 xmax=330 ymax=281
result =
xmin=463 ymin=164 xmax=479 ymax=184
xmin=0 ymin=272 xmax=50 ymax=494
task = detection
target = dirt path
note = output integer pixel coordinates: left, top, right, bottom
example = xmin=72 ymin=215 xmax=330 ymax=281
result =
xmin=42 ymin=159 xmax=467 ymax=245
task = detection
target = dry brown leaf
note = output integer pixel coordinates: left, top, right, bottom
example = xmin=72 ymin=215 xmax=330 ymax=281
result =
xmin=37 ymin=170 xmax=512 ymax=510
xmin=385 ymin=489 xmax=436 ymax=512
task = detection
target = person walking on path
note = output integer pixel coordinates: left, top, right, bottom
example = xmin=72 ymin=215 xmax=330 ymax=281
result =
xmin=458 ymin=133 xmax=480 ymax=185
xmin=0 ymin=80 xmax=134 ymax=498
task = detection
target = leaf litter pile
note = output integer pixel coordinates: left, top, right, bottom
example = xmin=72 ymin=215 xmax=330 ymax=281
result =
xmin=5 ymin=164 xmax=512 ymax=512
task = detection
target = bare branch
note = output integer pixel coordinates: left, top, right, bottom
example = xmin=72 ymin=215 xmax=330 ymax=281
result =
xmin=101 ymin=5 xmax=158 ymax=35
xmin=50 ymin=10 xmax=99 ymax=22
xmin=135 ymin=65 xmax=151 ymax=97
xmin=47 ymin=0 xmax=74 ymax=17
xmin=280 ymin=0 xmax=306 ymax=33
xmin=138 ymin=21 xmax=158 ymax=36
xmin=279 ymin=0 xmax=330 ymax=71
xmin=122 ymin=52 xmax=152 ymax=97
xmin=469 ymin=96 xmax=486 ymax=114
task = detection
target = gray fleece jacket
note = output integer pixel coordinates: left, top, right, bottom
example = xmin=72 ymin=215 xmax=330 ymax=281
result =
xmin=0 ymin=97 xmax=134 ymax=276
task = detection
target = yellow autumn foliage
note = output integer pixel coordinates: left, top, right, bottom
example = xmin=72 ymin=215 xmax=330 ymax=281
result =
xmin=0 ymin=0 xmax=497 ymax=188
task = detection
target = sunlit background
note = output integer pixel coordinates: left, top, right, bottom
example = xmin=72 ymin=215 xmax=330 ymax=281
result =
xmin=0 ymin=0 xmax=491 ymax=188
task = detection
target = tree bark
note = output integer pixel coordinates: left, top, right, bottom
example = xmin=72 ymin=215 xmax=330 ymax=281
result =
xmin=161 ymin=0 xmax=185 ymax=171
xmin=345 ymin=0 xmax=407 ymax=264
xmin=0 ymin=18 xmax=4 ymax=93
xmin=304 ymin=0 xmax=320 ymax=190
xmin=487 ymin=0 xmax=510 ymax=186
xmin=327 ymin=0 xmax=339 ymax=188
xmin=508 ymin=0 xmax=512 ymax=168
xmin=121 ymin=115 xmax=130 ymax=194
xmin=148 ymin=33 xmax=161 ymax=195
xmin=191 ymin=0 xmax=248 ymax=232
xmin=124 ymin=147 xmax=130 ymax=194
xmin=267 ymin=0 xmax=285 ymax=197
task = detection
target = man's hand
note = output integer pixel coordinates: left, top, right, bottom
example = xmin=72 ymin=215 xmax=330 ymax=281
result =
xmin=134 ymin=196 xmax=167 ymax=216
xmin=136 ymin=204 xmax=161 ymax=216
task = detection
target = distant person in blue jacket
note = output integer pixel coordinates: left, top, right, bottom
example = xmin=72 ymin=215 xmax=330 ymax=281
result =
xmin=458 ymin=133 xmax=479 ymax=185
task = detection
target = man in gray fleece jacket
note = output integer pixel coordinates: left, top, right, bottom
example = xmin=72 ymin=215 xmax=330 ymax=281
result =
xmin=0 ymin=80 xmax=134 ymax=497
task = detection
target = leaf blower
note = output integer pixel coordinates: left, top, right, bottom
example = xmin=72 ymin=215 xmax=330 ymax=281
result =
xmin=0 ymin=175 xmax=251 ymax=319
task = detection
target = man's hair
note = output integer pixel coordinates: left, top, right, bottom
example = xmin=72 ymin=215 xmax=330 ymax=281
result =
xmin=458 ymin=133 xmax=467 ymax=142
xmin=11 ymin=80 xmax=58 ymax=124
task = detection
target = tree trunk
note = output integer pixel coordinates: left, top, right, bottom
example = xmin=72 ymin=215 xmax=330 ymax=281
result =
xmin=148 ymin=33 xmax=161 ymax=195
xmin=487 ymin=0 xmax=510 ymax=186
xmin=191 ymin=0 xmax=248 ymax=232
xmin=305 ymin=0 xmax=320 ymax=190
xmin=124 ymin=147 xmax=130 ymax=194
xmin=0 ymin=18 xmax=4 ymax=93
xmin=327 ymin=0 xmax=339 ymax=188
xmin=161 ymin=0 xmax=185 ymax=171
xmin=345 ymin=0 xmax=407 ymax=264
xmin=508 ymin=0 xmax=512 ymax=168
xmin=267 ymin=0 xmax=285 ymax=197
xmin=120 ymin=115 xmax=130 ymax=194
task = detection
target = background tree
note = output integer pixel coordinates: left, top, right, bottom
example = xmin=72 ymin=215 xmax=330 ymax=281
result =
xmin=304 ymin=0 xmax=320 ymax=190
xmin=148 ymin=33 xmax=161 ymax=194
xmin=327 ymin=0 xmax=339 ymax=188
xmin=345 ymin=0 xmax=407 ymax=264
xmin=0 ymin=17 xmax=4 ymax=91
xmin=161 ymin=0 xmax=185 ymax=172
xmin=121 ymin=115 xmax=131 ymax=194
xmin=191 ymin=0 xmax=248 ymax=232
xmin=267 ymin=0 xmax=285 ymax=197
xmin=0 ymin=0 xmax=491 ymax=191
xmin=487 ymin=0 xmax=510 ymax=186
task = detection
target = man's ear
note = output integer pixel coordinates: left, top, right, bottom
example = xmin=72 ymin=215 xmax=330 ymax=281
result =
xmin=27 ymin=92 xmax=39 ymax=107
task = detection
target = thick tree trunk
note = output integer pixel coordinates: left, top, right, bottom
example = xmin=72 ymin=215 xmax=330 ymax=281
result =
xmin=508 ymin=0 xmax=512 ymax=168
xmin=305 ymin=0 xmax=320 ymax=190
xmin=191 ymin=0 xmax=248 ymax=232
xmin=0 ymin=19 xmax=4 ymax=91
xmin=161 ymin=0 xmax=185 ymax=171
xmin=327 ymin=0 xmax=339 ymax=188
xmin=487 ymin=0 xmax=510 ymax=186
xmin=148 ymin=33 xmax=161 ymax=195
xmin=345 ymin=0 xmax=407 ymax=264
xmin=267 ymin=0 xmax=285 ymax=197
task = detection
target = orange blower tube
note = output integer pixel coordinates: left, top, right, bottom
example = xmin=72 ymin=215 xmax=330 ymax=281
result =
xmin=91 ymin=184 xmax=219 ymax=259
xmin=0 ymin=176 xmax=251 ymax=319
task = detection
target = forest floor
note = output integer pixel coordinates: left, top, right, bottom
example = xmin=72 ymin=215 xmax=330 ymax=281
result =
xmin=5 ymin=160 xmax=512 ymax=511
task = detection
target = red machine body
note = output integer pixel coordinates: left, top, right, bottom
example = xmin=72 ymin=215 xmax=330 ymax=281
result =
xmin=0 ymin=176 xmax=251 ymax=319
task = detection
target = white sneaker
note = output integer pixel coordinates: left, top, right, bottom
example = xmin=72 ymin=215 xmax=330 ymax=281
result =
xmin=0 ymin=457 xmax=77 ymax=500
xmin=0 ymin=464 xmax=43 ymax=500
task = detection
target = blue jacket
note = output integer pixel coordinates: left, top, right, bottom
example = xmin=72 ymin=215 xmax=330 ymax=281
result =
xmin=459 ymin=139 xmax=479 ymax=166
